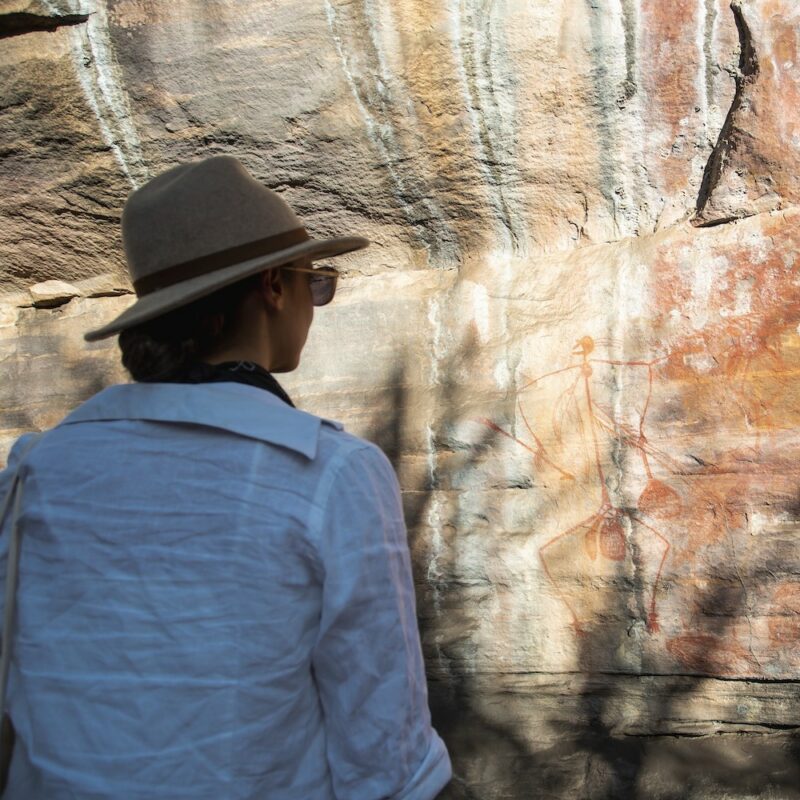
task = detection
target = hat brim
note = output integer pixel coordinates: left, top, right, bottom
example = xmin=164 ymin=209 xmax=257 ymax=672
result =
xmin=84 ymin=236 xmax=369 ymax=342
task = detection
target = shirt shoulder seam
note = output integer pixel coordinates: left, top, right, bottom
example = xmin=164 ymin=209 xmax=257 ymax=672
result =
xmin=305 ymin=439 xmax=378 ymax=548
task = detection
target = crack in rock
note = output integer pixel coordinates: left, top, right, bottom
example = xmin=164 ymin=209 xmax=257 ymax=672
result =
xmin=0 ymin=11 xmax=89 ymax=39
xmin=693 ymin=0 xmax=760 ymax=227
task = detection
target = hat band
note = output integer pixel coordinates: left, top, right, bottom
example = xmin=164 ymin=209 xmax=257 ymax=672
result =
xmin=133 ymin=227 xmax=310 ymax=296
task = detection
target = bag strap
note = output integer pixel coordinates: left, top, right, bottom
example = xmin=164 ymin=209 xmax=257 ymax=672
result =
xmin=0 ymin=434 xmax=43 ymax=716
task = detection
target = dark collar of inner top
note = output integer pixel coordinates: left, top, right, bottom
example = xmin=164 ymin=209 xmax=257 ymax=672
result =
xmin=171 ymin=360 xmax=296 ymax=408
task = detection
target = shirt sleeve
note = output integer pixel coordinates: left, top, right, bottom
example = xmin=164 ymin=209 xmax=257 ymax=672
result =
xmin=310 ymin=442 xmax=451 ymax=800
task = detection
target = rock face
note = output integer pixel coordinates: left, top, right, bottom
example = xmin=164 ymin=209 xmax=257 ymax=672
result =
xmin=696 ymin=0 xmax=800 ymax=224
xmin=2 ymin=1 xmax=799 ymax=797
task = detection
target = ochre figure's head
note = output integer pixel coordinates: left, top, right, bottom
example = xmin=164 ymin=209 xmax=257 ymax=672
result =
xmin=574 ymin=336 xmax=595 ymax=357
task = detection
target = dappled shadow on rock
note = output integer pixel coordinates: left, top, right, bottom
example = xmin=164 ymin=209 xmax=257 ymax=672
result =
xmin=362 ymin=309 xmax=800 ymax=799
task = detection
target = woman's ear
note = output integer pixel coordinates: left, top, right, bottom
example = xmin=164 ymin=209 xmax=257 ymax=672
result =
xmin=259 ymin=268 xmax=286 ymax=312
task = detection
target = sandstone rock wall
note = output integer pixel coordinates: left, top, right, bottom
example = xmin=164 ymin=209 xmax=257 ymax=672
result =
xmin=1 ymin=1 xmax=799 ymax=797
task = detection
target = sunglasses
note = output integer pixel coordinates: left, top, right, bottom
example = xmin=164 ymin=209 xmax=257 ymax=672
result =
xmin=282 ymin=265 xmax=339 ymax=307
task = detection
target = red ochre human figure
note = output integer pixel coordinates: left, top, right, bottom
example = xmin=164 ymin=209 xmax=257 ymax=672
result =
xmin=483 ymin=336 xmax=679 ymax=635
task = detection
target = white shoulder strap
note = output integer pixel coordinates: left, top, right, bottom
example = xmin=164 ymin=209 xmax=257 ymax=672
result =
xmin=0 ymin=434 xmax=43 ymax=717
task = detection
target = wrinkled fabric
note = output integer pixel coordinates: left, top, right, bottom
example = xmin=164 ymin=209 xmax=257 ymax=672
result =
xmin=0 ymin=382 xmax=451 ymax=800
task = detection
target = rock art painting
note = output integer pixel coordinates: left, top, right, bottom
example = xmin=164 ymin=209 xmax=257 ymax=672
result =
xmin=456 ymin=208 xmax=800 ymax=692
xmin=483 ymin=336 xmax=674 ymax=635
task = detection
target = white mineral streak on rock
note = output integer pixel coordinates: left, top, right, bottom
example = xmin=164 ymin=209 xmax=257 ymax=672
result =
xmin=425 ymin=294 xmax=449 ymax=672
xmin=43 ymin=0 xmax=147 ymax=187
xmin=425 ymin=295 xmax=447 ymax=615
xmin=618 ymin=0 xmax=656 ymax=224
xmin=323 ymin=3 xmax=387 ymax=168
xmin=324 ymin=0 xmax=455 ymax=264
xmin=0 ymin=305 xmax=20 ymax=330
xmin=427 ymin=294 xmax=446 ymax=386
xmin=493 ymin=357 xmax=508 ymax=391
xmin=471 ymin=282 xmax=490 ymax=344
xmin=451 ymin=0 xmax=527 ymax=255
xmin=489 ymin=249 xmax=515 ymax=391
xmin=363 ymin=0 xmax=397 ymax=88
xmin=589 ymin=0 xmax=636 ymax=238
xmin=692 ymin=0 xmax=726 ymax=199
xmin=734 ymin=276 xmax=754 ymax=316
xmin=424 ymin=466 xmax=445 ymax=615
xmin=609 ymin=254 xmax=644 ymax=508
xmin=615 ymin=257 xmax=647 ymax=322
xmin=683 ymin=351 xmax=717 ymax=373
xmin=689 ymin=252 xmax=728 ymax=330
xmin=586 ymin=0 xmax=641 ymax=238
xmin=745 ymin=229 xmax=770 ymax=265
xmin=425 ymin=428 xmax=444 ymax=584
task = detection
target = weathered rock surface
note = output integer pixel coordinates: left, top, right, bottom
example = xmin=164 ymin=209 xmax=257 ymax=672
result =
xmin=28 ymin=278 xmax=80 ymax=306
xmin=696 ymin=0 xmax=800 ymax=225
xmin=1 ymin=0 xmax=742 ymax=288
xmin=2 ymin=1 xmax=799 ymax=798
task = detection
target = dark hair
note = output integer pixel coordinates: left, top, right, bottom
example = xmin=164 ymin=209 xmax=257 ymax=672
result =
xmin=119 ymin=273 xmax=262 ymax=382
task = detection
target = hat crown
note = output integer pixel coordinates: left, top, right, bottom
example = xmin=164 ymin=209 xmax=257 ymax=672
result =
xmin=122 ymin=156 xmax=303 ymax=283
xmin=84 ymin=156 xmax=369 ymax=341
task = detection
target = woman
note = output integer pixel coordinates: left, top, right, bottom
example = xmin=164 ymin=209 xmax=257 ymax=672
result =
xmin=0 ymin=156 xmax=451 ymax=799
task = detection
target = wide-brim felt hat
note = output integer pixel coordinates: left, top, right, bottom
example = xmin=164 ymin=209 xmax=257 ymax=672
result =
xmin=84 ymin=155 xmax=369 ymax=341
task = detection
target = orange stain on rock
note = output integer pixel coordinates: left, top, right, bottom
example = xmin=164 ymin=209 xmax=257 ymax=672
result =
xmin=642 ymin=214 xmax=800 ymax=676
xmin=650 ymin=217 xmax=800 ymax=439
xmin=639 ymin=0 xmax=703 ymax=193
xmin=768 ymin=583 xmax=800 ymax=646
xmin=667 ymin=631 xmax=760 ymax=676
xmin=764 ymin=19 xmax=800 ymax=197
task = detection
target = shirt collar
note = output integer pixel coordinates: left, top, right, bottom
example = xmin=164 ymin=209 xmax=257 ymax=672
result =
xmin=58 ymin=382 xmax=343 ymax=460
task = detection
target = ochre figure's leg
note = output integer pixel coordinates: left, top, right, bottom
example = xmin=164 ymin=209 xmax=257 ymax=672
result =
xmin=634 ymin=517 xmax=671 ymax=633
xmin=539 ymin=509 xmax=607 ymax=635
xmin=517 ymin=401 xmax=575 ymax=481
xmin=477 ymin=419 xmax=539 ymax=458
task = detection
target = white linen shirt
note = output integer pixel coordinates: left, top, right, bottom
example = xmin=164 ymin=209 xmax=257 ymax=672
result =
xmin=0 ymin=381 xmax=451 ymax=799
